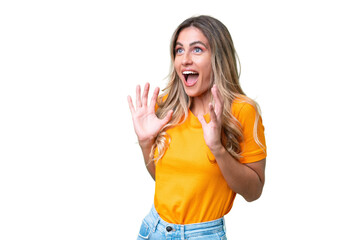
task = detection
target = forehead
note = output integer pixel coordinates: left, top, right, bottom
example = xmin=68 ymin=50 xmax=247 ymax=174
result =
xmin=176 ymin=26 xmax=209 ymax=45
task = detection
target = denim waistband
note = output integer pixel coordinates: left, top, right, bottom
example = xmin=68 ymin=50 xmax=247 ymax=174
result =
xmin=146 ymin=205 xmax=226 ymax=238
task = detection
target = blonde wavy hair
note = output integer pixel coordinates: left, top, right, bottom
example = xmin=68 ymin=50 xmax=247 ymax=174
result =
xmin=150 ymin=15 xmax=264 ymax=162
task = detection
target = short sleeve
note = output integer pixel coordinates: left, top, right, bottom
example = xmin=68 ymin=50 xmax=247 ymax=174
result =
xmin=232 ymin=100 xmax=267 ymax=164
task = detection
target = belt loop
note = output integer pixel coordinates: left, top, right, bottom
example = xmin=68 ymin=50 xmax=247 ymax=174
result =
xmin=181 ymin=225 xmax=185 ymax=240
xmin=223 ymin=217 xmax=226 ymax=233
xmin=153 ymin=218 xmax=160 ymax=232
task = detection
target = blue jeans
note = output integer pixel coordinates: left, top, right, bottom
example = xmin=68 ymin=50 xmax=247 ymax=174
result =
xmin=137 ymin=205 xmax=227 ymax=240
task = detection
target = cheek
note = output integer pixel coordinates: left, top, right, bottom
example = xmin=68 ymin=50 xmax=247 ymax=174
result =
xmin=173 ymin=61 xmax=181 ymax=76
xmin=200 ymin=57 xmax=212 ymax=75
xmin=202 ymin=64 xmax=213 ymax=80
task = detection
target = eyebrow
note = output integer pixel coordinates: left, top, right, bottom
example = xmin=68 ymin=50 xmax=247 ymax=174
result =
xmin=175 ymin=41 xmax=208 ymax=49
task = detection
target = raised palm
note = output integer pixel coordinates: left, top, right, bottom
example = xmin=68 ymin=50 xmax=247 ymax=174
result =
xmin=127 ymin=83 xmax=173 ymax=143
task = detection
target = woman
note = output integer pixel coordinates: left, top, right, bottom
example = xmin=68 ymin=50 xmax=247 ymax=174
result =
xmin=128 ymin=15 xmax=267 ymax=240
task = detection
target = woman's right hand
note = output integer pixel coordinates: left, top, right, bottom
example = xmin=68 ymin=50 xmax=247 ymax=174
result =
xmin=127 ymin=83 xmax=173 ymax=146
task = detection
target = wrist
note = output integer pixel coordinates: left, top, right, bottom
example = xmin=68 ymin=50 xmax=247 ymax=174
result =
xmin=209 ymin=143 xmax=225 ymax=156
xmin=138 ymin=137 xmax=155 ymax=148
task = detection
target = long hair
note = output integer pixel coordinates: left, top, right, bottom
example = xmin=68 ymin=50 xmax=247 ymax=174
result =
xmin=150 ymin=15 xmax=263 ymax=162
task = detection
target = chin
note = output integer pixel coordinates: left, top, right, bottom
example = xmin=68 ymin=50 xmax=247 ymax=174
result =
xmin=184 ymin=88 xmax=207 ymax=98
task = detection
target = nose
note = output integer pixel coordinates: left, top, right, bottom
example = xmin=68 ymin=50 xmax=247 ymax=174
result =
xmin=182 ymin=52 xmax=193 ymax=66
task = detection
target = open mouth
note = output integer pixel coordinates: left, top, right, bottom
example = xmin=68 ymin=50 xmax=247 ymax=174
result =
xmin=182 ymin=71 xmax=199 ymax=87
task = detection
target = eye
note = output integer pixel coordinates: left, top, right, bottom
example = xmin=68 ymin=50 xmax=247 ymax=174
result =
xmin=175 ymin=48 xmax=184 ymax=54
xmin=193 ymin=47 xmax=203 ymax=53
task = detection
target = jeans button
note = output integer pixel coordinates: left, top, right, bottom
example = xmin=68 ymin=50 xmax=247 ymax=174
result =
xmin=166 ymin=226 xmax=173 ymax=232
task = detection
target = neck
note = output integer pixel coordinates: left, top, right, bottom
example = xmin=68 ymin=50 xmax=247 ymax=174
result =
xmin=190 ymin=90 xmax=212 ymax=116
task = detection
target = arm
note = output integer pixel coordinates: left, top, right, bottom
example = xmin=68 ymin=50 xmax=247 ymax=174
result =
xmin=127 ymin=83 xmax=172 ymax=181
xmin=198 ymin=85 xmax=266 ymax=201
xmin=138 ymin=139 xmax=156 ymax=180
xmin=211 ymin=143 xmax=265 ymax=201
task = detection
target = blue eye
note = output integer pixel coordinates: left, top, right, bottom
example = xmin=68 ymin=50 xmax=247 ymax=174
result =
xmin=175 ymin=48 xmax=184 ymax=54
xmin=193 ymin=47 xmax=203 ymax=53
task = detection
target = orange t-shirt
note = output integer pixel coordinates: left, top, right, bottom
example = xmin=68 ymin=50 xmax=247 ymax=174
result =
xmin=154 ymin=99 xmax=267 ymax=224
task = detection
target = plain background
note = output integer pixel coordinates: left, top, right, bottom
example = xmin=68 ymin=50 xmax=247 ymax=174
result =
xmin=1 ymin=0 xmax=359 ymax=239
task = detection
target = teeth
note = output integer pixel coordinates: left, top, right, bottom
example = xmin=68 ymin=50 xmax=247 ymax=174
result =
xmin=182 ymin=71 xmax=198 ymax=75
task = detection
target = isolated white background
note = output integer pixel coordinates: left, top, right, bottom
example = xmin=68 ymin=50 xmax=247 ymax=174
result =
xmin=1 ymin=0 xmax=359 ymax=239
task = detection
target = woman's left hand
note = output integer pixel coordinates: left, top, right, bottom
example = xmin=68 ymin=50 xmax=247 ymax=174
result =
xmin=198 ymin=85 xmax=224 ymax=152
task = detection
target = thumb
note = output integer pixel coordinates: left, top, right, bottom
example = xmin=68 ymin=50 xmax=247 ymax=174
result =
xmin=197 ymin=114 xmax=207 ymax=129
xmin=161 ymin=110 xmax=173 ymax=125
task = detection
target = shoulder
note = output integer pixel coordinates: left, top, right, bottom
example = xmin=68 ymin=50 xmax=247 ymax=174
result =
xmin=231 ymin=96 xmax=259 ymax=122
xmin=155 ymin=94 xmax=169 ymax=111
xmin=158 ymin=93 xmax=169 ymax=102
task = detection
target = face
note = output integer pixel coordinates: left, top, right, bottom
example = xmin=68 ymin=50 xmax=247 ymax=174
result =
xmin=174 ymin=27 xmax=212 ymax=98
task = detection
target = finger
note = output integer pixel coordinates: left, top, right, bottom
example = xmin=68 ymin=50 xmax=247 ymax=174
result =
xmin=127 ymin=95 xmax=135 ymax=114
xmin=136 ymin=85 xmax=142 ymax=108
xmin=211 ymin=85 xmax=223 ymax=116
xmin=209 ymin=103 xmax=218 ymax=124
xmin=142 ymin=82 xmax=150 ymax=107
xmin=150 ymin=87 xmax=160 ymax=112
xmin=197 ymin=114 xmax=207 ymax=128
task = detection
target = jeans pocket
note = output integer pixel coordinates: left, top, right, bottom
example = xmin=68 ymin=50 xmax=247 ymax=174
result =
xmin=137 ymin=220 xmax=151 ymax=239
